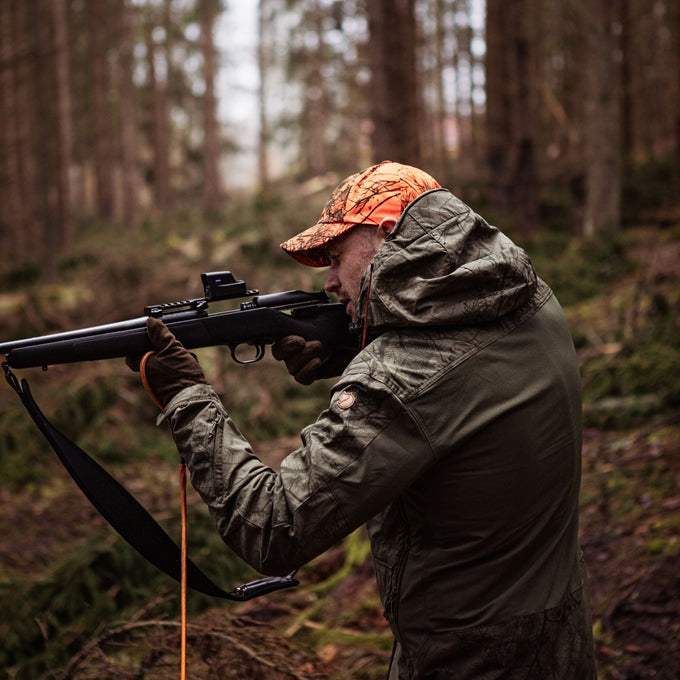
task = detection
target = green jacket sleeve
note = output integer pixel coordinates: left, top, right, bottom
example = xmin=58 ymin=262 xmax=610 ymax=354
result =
xmin=159 ymin=377 xmax=431 ymax=576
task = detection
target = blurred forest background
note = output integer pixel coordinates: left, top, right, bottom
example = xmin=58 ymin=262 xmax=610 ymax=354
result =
xmin=0 ymin=1 xmax=679 ymax=679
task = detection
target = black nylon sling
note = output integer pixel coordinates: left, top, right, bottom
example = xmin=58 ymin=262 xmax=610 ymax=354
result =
xmin=3 ymin=367 xmax=298 ymax=602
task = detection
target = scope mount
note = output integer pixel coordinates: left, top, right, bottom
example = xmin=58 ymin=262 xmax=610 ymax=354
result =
xmin=144 ymin=271 xmax=258 ymax=317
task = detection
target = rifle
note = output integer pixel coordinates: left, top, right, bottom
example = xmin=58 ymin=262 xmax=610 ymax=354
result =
xmin=0 ymin=271 xmax=358 ymax=369
xmin=1 ymin=271 xmax=358 ymax=602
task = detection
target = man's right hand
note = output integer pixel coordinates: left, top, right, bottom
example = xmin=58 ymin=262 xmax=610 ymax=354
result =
xmin=271 ymin=335 xmax=323 ymax=385
xmin=271 ymin=335 xmax=357 ymax=385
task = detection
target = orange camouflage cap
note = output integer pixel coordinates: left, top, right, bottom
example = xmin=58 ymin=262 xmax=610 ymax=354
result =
xmin=280 ymin=160 xmax=441 ymax=267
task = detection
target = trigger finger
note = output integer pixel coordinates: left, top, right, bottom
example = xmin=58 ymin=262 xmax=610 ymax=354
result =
xmin=271 ymin=335 xmax=306 ymax=360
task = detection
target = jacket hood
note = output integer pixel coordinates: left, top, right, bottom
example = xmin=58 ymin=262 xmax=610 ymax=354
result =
xmin=357 ymin=188 xmax=538 ymax=332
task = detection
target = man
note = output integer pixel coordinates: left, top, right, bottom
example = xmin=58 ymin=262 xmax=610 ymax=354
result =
xmin=130 ymin=161 xmax=596 ymax=678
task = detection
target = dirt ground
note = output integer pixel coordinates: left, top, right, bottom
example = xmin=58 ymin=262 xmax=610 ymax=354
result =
xmin=2 ymin=417 xmax=678 ymax=680
xmin=579 ymin=423 xmax=680 ymax=680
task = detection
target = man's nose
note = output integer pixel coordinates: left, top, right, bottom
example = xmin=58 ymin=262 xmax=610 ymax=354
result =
xmin=324 ymin=268 xmax=339 ymax=292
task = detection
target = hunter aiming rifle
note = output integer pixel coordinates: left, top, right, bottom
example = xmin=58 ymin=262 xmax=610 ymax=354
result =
xmin=0 ymin=270 xmax=358 ymax=369
xmin=1 ymin=271 xmax=358 ymax=602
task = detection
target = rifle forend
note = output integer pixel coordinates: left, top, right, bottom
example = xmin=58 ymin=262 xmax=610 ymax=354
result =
xmin=0 ymin=271 xmax=359 ymax=370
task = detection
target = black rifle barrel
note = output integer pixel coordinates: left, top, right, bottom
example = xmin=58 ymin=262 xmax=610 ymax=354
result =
xmin=0 ymin=311 xmax=202 ymax=354
xmin=1 ymin=301 xmax=355 ymax=369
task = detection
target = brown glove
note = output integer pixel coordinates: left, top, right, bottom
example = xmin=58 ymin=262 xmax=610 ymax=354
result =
xmin=126 ymin=317 xmax=207 ymax=407
xmin=271 ymin=335 xmax=356 ymax=385
xmin=271 ymin=335 xmax=323 ymax=385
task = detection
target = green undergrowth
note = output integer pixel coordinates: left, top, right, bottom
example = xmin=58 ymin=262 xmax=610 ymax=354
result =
xmin=571 ymin=232 xmax=680 ymax=428
xmin=581 ymin=339 xmax=680 ymax=428
xmin=0 ymin=505 xmax=253 ymax=680
xmin=0 ymin=372 xmax=170 ymax=490
xmin=524 ymin=228 xmax=635 ymax=307
xmin=524 ymin=225 xmax=680 ymax=428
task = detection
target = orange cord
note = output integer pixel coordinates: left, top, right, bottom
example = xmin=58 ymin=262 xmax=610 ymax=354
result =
xmin=139 ymin=351 xmax=165 ymax=410
xmin=361 ymin=265 xmax=373 ymax=350
xmin=180 ymin=462 xmax=188 ymax=680
xmin=139 ymin=351 xmax=187 ymax=678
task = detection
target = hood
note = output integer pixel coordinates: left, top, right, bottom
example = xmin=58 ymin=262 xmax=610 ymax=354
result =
xmin=357 ymin=188 xmax=538 ymax=332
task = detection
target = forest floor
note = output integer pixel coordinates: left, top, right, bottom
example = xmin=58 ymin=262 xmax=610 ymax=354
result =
xmin=1 ymin=226 xmax=679 ymax=679
xmin=2 ymin=418 xmax=679 ymax=680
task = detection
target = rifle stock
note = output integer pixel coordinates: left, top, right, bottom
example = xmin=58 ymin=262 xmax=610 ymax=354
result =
xmin=0 ymin=271 xmax=358 ymax=370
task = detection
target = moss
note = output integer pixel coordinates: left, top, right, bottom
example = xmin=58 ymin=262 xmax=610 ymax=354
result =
xmin=526 ymin=231 xmax=635 ymax=307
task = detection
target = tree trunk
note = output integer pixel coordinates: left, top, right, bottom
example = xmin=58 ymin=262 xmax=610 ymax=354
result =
xmin=618 ymin=0 xmax=634 ymax=168
xmin=13 ymin=0 xmax=40 ymax=258
xmin=509 ymin=0 xmax=540 ymax=235
xmin=431 ymin=0 xmax=447 ymax=177
xmin=367 ymin=0 xmax=421 ymax=166
xmin=257 ymin=0 xmax=270 ymax=191
xmin=88 ymin=1 xmax=115 ymax=220
xmin=583 ymin=0 xmax=620 ymax=237
xmin=199 ymin=0 xmax=223 ymax=210
xmin=485 ymin=0 xmax=512 ymax=211
xmin=302 ymin=0 xmax=329 ymax=177
xmin=675 ymin=0 xmax=680 ymax=166
xmin=0 ymin=1 xmax=23 ymax=254
xmin=31 ymin=0 xmax=58 ymax=272
xmin=52 ymin=0 xmax=73 ymax=249
xmin=118 ymin=0 xmax=140 ymax=227
xmin=145 ymin=7 xmax=172 ymax=209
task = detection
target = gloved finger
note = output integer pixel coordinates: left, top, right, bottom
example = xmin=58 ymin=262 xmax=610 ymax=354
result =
xmin=125 ymin=355 xmax=142 ymax=372
xmin=146 ymin=316 xmax=178 ymax=353
xmin=294 ymin=357 xmax=323 ymax=385
xmin=271 ymin=335 xmax=306 ymax=361
xmin=146 ymin=316 xmax=203 ymax=375
xmin=284 ymin=340 xmax=324 ymax=375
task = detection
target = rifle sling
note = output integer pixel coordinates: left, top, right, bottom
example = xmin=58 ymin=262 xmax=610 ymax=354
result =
xmin=3 ymin=366 xmax=298 ymax=602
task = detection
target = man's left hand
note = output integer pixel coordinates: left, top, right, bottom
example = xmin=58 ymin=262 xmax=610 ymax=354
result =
xmin=126 ymin=317 xmax=207 ymax=407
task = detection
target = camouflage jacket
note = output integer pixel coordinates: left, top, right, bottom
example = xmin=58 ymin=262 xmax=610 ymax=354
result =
xmin=161 ymin=189 xmax=596 ymax=679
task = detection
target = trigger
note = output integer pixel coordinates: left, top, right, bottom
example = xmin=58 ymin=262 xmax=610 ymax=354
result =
xmin=230 ymin=343 xmax=265 ymax=364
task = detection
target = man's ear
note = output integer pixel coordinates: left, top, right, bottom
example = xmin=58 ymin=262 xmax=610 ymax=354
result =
xmin=378 ymin=217 xmax=398 ymax=236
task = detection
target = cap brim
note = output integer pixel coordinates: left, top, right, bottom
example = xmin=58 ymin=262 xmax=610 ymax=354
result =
xmin=280 ymin=221 xmax=355 ymax=267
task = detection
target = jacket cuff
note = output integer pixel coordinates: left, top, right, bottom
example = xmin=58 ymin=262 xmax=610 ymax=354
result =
xmin=156 ymin=382 xmax=220 ymax=426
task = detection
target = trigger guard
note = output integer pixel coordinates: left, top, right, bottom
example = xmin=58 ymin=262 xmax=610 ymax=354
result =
xmin=231 ymin=343 xmax=265 ymax=364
